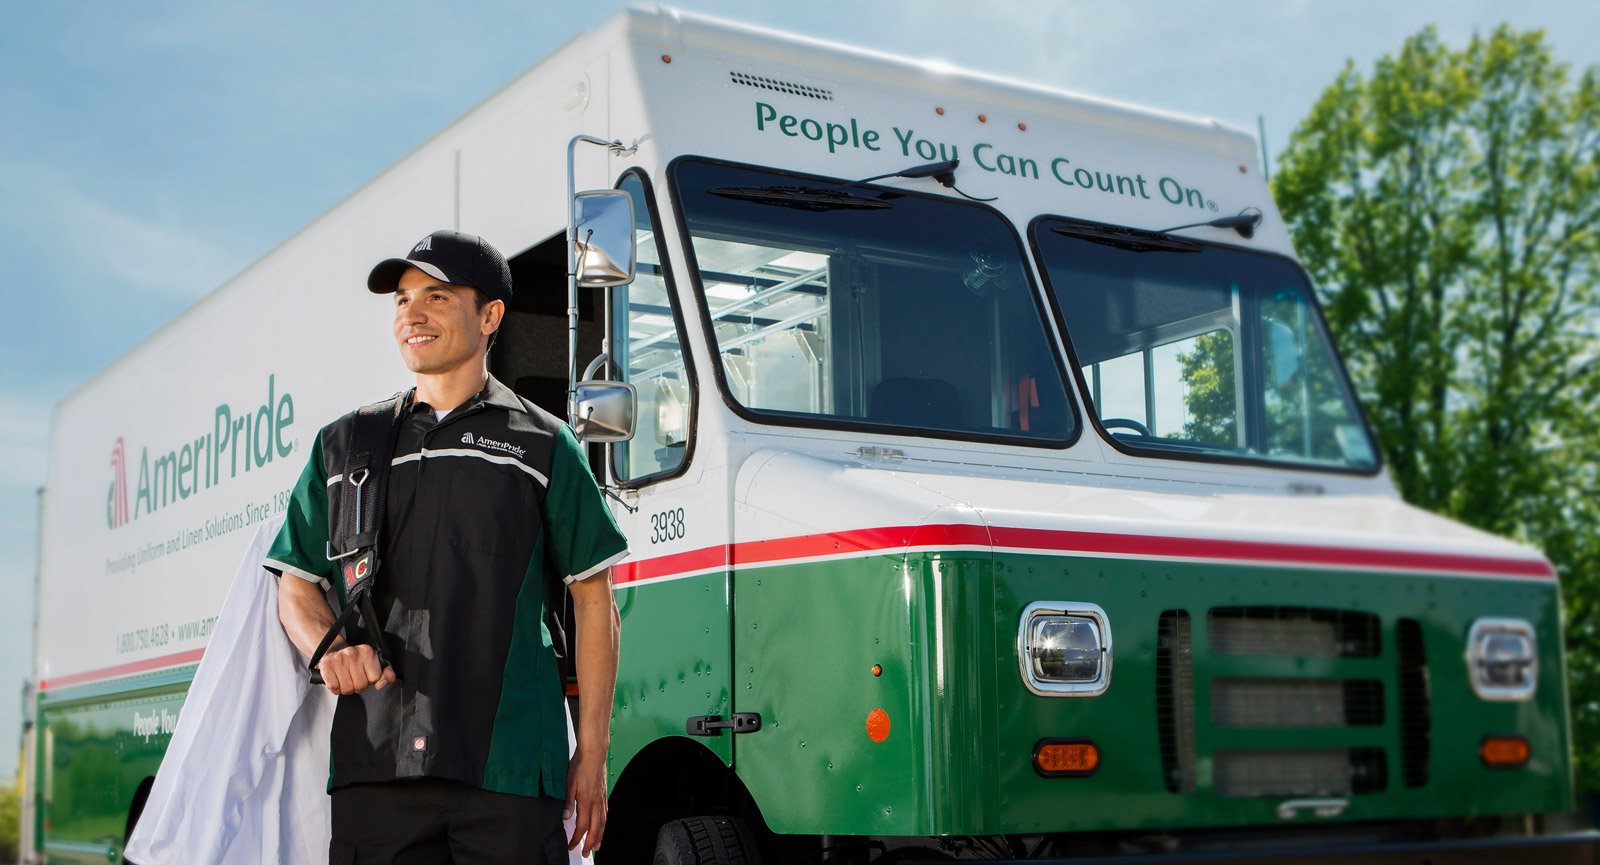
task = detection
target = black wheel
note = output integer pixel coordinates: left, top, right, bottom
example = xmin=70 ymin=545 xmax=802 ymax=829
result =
xmin=122 ymin=776 xmax=155 ymax=865
xmin=653 ymin=815 xmax=761 ymax=865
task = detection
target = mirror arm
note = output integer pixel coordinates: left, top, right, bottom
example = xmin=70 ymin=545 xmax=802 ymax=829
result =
xmin=601 ymin=253 xmax=612 ymax=382
xmin=601 ymin=485 xmax=640 ymax=514
xmin=582 ymin=352 xmax=611 ymax=382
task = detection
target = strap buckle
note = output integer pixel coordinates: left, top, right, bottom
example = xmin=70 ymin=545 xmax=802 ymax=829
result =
xmin=324 ymin=469 xmax=371 ymax=561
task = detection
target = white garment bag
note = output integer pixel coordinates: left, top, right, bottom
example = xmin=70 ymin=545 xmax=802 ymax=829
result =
xmin=126 ymin=516 xmax=592 ymax=864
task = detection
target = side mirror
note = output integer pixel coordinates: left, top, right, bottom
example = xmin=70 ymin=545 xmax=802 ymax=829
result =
xmin=573 ymin=191 xmax=637 ymax=287
xmin=572 ymin=380 xmax=637 ymax=442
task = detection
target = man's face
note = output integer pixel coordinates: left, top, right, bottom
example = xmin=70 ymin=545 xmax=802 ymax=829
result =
xmin=392 ymin=267 xmax=502 ymax=376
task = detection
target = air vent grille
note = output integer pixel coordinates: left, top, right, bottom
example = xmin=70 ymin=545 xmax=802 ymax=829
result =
xmin=1213 ymin=748 xmax=1387 ymax=798
xmin=1397 ymin=617 xmax=1431 ymax=787
xmin=1155 ymin=610 xmax=1197 ymax=793
xmin=1209 ymin=606 xmax=1381 ymax=658
xmin=1152 ymin=607 xmax=1420 ymax=799
xmin=729 ymin=70 xmax=835 ymax=101
xmin=1212 ymin=678 xmax=1384 ymax=728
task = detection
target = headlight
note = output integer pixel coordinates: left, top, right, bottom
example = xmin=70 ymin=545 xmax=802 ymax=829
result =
xmin=1018 ymin=602 xmax=1111 ymax=696
xmin=1467 ymin=618 xmax=1537 ymax=701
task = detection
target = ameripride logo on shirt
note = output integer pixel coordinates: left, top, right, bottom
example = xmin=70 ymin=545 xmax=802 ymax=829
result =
xmin=460 ymin=430 xmax=526 ymax=459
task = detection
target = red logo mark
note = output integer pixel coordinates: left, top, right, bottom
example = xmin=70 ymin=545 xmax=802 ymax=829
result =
xmin=343 ymin=556 xmax=370 ymax=589
xmin=108 ymin=437 xmax=130 ymax=529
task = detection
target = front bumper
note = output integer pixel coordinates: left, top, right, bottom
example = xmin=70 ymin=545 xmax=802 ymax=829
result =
xmin=896 ymin=828 xmax=1600 ymax=864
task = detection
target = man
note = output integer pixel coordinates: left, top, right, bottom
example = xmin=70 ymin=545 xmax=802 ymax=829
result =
xmin=267 ymin=229 xmax=626 ymax=864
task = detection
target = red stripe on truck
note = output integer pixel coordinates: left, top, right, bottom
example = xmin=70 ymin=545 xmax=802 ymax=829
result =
xmin=43 ymin=527 xmax=1552 ymax=691
xmin=39 ymin=647 xmax=205 ymax=692
xmin=986 ymin=525 xmax=1555 ymax=578
xmin=613 ymin=523 xmax=1554 ymax=586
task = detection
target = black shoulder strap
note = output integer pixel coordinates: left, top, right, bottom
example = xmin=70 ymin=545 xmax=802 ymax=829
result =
xmin=308 ymin=393 xmax=407 ymax=685
xmin=330 ymin=394 xmax=408 ymax=559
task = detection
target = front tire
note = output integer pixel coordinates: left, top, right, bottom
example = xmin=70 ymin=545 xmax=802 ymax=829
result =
xmin=653 ymin=816 xmax=761 ymax=865
xmin=122 ymin=776 xmax=155 ymax=865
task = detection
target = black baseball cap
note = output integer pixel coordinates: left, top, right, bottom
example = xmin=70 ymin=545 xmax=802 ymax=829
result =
xmin=367 ymin=230 xmax=513 ymax=303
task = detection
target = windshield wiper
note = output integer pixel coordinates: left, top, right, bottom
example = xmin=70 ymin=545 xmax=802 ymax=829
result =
xmin=708 ymin=185 xmax=895 ymax=212
xmin=1051 ymin=221 xmax=1201 ymax=253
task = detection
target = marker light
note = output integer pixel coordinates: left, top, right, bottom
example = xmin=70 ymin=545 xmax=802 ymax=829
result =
xmin=1467 ymin=618 xmax=1538 ymax=701
xmin=1481 ymin=735 xmax=1531 ymax=768
xmin=1034 ymin=739 xmax=1100 ymax=777
xmin=1018 ymin=602 xmax=1112 ymax=696
xmin=866 ymin=709 xmax=891 ymax=743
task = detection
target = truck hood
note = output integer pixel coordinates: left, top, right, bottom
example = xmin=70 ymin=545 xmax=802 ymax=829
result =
xmin=733 ymin=449 xmax=1553 ymax=579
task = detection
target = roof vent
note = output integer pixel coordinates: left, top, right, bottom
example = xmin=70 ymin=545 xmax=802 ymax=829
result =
xmin=729 ymin=70 xmax=834 ymax=102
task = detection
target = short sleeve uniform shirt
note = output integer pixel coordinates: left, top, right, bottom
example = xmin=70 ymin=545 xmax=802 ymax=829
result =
xmin=265 ymin=376 xmax=627 ymax=799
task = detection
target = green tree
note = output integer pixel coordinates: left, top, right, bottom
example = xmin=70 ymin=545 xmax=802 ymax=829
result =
xmin=1177 ymin=331 xmax=1237 ymax=446
xmin=0 ymin=783 xmax=17 ymax=863
xmin=1274 ymin=25 xmax=1600 ymax=786
xmin=1174 ymin=304 xmax=1367 ymax=464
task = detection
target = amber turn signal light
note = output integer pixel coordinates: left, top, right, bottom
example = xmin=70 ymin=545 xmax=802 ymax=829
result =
xmin=1481 ymin=735 xmax=1530 ymax=768
xmin=1033 ymin=739 xmax=1099 ymax=777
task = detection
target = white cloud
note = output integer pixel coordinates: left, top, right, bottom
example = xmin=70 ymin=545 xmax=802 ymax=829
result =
xmin=0 ymin=160 xmax=236 ymax=299
xmin=0 ymin=395 xmax=57 ymax=490
xmin=0 ymin=372 xmax=77 ymax=499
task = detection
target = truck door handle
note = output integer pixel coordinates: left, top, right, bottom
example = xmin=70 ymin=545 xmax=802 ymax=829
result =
xmin=686 ymin=713 xmax=763 ymax=736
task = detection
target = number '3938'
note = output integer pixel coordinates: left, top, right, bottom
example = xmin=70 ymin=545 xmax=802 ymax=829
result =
xmin=649 ymin=508 xmax=686 ymax=544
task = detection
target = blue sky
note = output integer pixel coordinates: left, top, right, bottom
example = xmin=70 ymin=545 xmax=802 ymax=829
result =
xmin=3 ymin=0 xmax=1597 ymax=778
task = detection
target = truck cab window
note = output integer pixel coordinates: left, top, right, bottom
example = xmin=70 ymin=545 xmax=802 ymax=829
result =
xmin=611 ymin=170 xmax=693 ymax=483
xmin=671 ymin=158 xmax=1076 ymax=445
xmin=1033 ymin=219 xmax=1378 ymax=472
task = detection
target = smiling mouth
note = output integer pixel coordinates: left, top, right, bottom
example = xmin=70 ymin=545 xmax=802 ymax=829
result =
xmin=405 ymin=335 xmax=437 ymax=346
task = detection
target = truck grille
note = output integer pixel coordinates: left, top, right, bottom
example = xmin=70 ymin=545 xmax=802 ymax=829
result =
xmin=1214 ymin=747 xmax=1387 ymax=797
xmin=1211 ymin=678 xmax=1384 ymax=727
xmin=1397 ymin=617 xmax=1431 ymax=787
xmin=1156 ymin=607 xmax=1411 ymax=799
xmin=1156 ymin=611 xmax=1197 ymax=793
xmin=1209 ymin=606 xmax=1380 ymax=658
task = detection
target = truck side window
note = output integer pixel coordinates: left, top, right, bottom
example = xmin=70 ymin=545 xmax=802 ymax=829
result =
xmin=612 ymin=171 xmax=693 ymax=483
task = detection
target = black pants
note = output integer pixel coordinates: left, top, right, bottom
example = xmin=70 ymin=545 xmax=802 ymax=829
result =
xmin=330 ymin=778 xmax=568 ymax=864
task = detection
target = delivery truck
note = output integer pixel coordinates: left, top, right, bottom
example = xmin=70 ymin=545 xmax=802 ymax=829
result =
xmin=26 ymin=6 xmax=1595 ymax=863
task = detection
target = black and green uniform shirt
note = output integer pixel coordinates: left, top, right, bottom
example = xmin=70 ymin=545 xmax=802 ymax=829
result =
xmin=264 ymin=376 xmax=628 ymax=800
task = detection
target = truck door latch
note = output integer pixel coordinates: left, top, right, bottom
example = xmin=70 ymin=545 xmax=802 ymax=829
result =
xmin=686 ymin=713 xmax=763 ymax=736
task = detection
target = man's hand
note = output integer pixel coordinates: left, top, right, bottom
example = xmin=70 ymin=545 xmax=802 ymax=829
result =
xmin=565 ymin=746 xmax=608 ymax=856
xmin=567 ymin=569 xmax=620 ymax=856
xmin=316 ymin=643 xmax=396 ymax=696
xmin=276 ymin=573 xmax=395 ymax=695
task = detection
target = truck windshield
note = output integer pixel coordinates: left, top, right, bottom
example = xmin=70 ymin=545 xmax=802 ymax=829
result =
xmin=1031 ymin=218 xmax=1379 ymax=472
xmin=671 ymin=158 xmax=1075 ymax=444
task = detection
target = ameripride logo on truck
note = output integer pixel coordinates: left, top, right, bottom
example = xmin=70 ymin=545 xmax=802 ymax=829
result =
xmin=107 ymin=375 xmax=296 ymax=529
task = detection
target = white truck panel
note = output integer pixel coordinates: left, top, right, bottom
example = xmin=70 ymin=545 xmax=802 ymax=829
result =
xmin=38 ymin=4 xmax=1376 ymax=687
xmin=39 ymin=153 xmax=456 ymax=686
